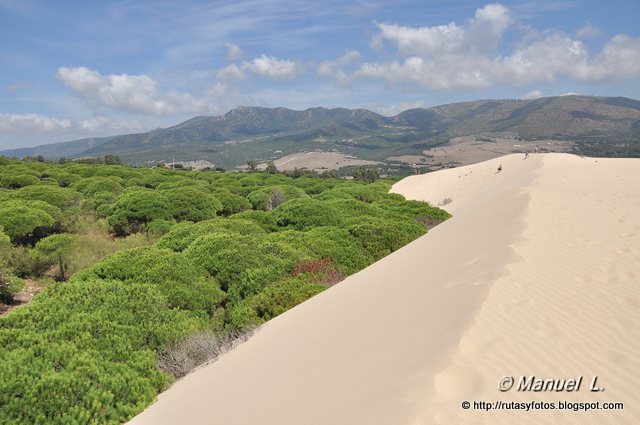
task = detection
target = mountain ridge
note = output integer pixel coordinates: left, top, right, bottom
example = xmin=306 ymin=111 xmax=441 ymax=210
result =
xmin=3 ymin=95 xmax=639 ymax=167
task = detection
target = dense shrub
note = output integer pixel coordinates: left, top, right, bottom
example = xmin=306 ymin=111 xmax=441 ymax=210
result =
xmin=247 ymin=185 xmax=308 ymax=211
xmin=42 ymin=171 xmax=80 ymax=187
xmin=77 ymin=247 xmax=225 ymax=314
xmin=0 ymin=279 xmax=207 ymax=424
xmin=107 ymin=188 xmax=171 ymax=235
xmin=10 ymin=185 xmax=80 ymax=209
xmin=183 ymin=234 xmax=263 ymax=288
xmin=0 ymin=158 xmax=451 ymax=424
xmin=245 ymin=274 xmax=326 ymax=321
xmin=156 ymin=219 xmax=265 ymax=252
xmin=272 ymin=198 xmax=343 ymax=230
xmin=291 ymin=177 xmax=329 ymax=195
xmin=373 ymin=198 xmax=451 ymax=223
xmin=271 ymin=227 xmax=373 ymax=275
xmin=324 ymin=184 xmax=384 ymax=203
xmin=161 ymin=187 xmax=222 ymax=221
xmin=146 ymin=219 xmax=174 ymax=238
xmin=229 ymin=210 xmax=278 ymax=231
xmin=72 ymin=177 xmax=124 ymax=196
xmin=82 ymin=190 xmax=118 ymax=211
xmin=0 ymin=201 xmax=57 ymax=243
xmin=0 ymin=174 xmax=39 ymax=188
xmin=323 ymin=198 xmax=385 ymax=224
xmin=212 ymin=189 xmax=251 ymax=216
xmin=348 ymin=217 xmax=426 ymax=260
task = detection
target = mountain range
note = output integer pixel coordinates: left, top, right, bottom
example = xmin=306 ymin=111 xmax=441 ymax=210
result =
xmin=3 ymin=95 xmax=639 ymax=168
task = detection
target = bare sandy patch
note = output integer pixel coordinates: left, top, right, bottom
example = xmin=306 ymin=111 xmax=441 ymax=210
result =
xmin=387 ymin=134 xmax=574 ymax=169
xmin=258 ymin=151 xmax=378 ymax=171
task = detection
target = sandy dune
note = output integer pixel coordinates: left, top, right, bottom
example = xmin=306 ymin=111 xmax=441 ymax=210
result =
xmin=129 ymin=153 xmax=639 ymax=424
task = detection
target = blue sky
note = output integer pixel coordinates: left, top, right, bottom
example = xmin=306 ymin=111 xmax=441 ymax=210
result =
xmin=1 ymin=0 xmax=639 ymax=149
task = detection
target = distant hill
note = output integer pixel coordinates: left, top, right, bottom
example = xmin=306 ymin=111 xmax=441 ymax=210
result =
xmin=3 ymin=96 xmax=639 ymax=168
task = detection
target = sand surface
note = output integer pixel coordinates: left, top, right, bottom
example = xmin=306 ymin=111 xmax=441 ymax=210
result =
xmin=129 ymin=153 xmax=639 ymax=424
xmin=257 ymin=151 xmax=378 ymax=171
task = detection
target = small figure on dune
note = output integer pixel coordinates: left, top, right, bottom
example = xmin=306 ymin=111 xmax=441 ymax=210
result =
xmin=497 ymin=164 xmax=502 ymax=173
xmin=524 ymin=152 xmax=529 ymax=159
xmin=535 ymin=145 xmax=539 ymax=153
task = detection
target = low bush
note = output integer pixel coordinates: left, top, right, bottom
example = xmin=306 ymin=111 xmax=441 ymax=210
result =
xmin=107 ymin=188 xmax=171 ymax=235
xmin=161 ymin=187 xmax=222 ymax=221
xmin=0 ymin=158 xmax=452 ymax=423
xmin=0 ymin=279 xmax=208 ymax=424
xmin=156 ymin=218 xmax=266 ymax=252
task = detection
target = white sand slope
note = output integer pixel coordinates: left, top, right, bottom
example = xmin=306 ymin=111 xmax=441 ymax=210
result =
xmin=129 ymin=153 xmax=640 ymax=424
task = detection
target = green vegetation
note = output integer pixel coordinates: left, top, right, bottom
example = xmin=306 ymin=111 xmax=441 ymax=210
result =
xmin=0 ymin=157 xmax=450 ymax=424
xmin=31 ymin=235 xmax=77 ymax=281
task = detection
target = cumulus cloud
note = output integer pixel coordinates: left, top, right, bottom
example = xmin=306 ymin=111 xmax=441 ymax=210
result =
xmin=374 ymin=3 xmax=511 ymax=56
xmin=318 ymin=50 xmax=360 ymax=84
xmin=0 ymin=113 xmax=71 ymax=134
xmin=521 ymin=90 xmax=543 ymax=100
xmin=225 ymin=42 xmax=243 ymax=61
xmin=56 ymin=66 xmax=210 ymax=115
xmin=349 ymin=3 xmax=640 ymax=91
xmin=318 ymin=50 xmax=360 ymax=75
xmin=217 ymin=54 xmax=303 ymax=81
xmin=590 ymin=35 xmax=640 ymax=79
xmin=0 ymin=113 xmax=148 ymax=135
xmin=216 ymin=63 xmax=245 ymax=80
xmin=356 ymin=55 xmax=492 ymax=90
xmin=241 ymin=54 xmax=302 ymax=79
xmin=575 ymin=22 xmax=603 ymax=39
xmin=492 ymin=33 xmax=590 ymax=84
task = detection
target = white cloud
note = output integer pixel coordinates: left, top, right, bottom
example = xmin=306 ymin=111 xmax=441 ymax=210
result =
xmin=241 ymin=54 xmax=302 ymax=79
xmin=575 ymin=22 xmax=602 ymax=39
xmin=216 ymin=54 xmax=303 ymax=82
xmin=56 ymin=66 xmax=210 ymax=115
xmin=347 ymin=4 xmax=640 ymax=91
xmin=492 ymin=33 xmax=590 ymax=84
xmin=0 ymin=113 xmax=149 ymax=136
xmin=0 ymin=113 xmax=71 ymax=134
xmin=374 ymin=3 xmax=511 ymax=56
xmin=521 ymin=90 xmax=543 ymax=100
xmin=318 ymin=50 xmax=360 ymax=85
xmin=356 ymin=56 xmax=492 ymax=90
xmin=590 ymin=35 xmax=640 ymax=80
xmin=225 ymin=42 xmax=243 ymax=61
xmin=216 ymin=63 xmax=245 ymax=80
xmin=318 ymin=50 xmax=360 ymax=75
xmin=210 ymin=82 xmax=228 ymax=95
xmin=363 ymin=100 xmax=428 ymax=116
